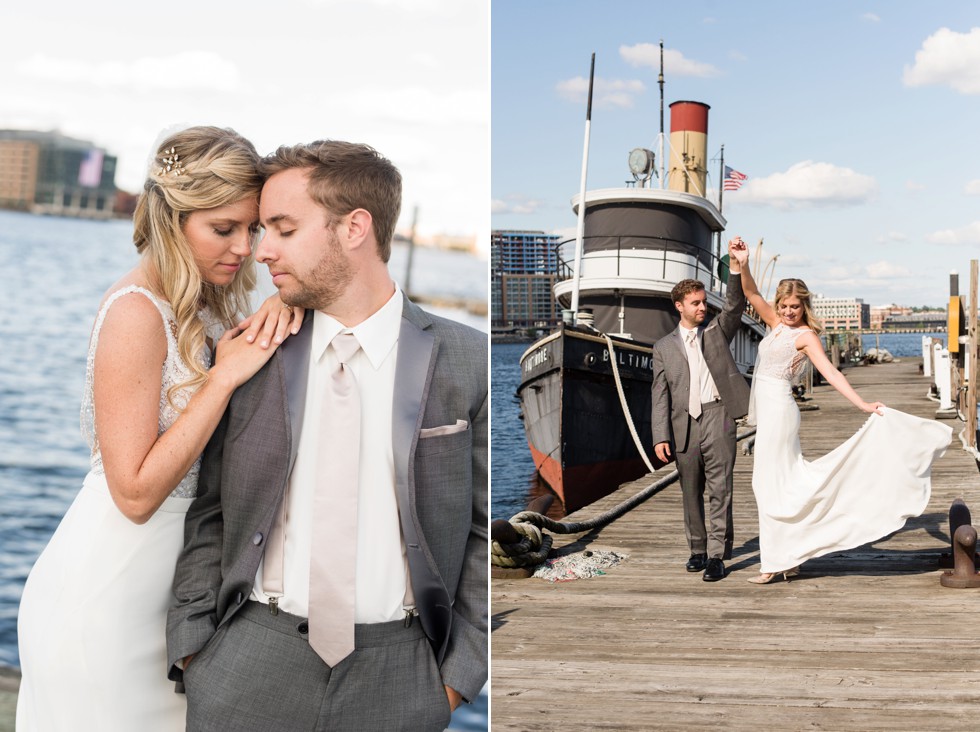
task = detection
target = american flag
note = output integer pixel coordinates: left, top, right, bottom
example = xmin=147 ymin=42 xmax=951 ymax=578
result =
xmin=78 ymin=149 xmax=104 ymax=188
xmin=723 ymin=166 xmax=747 ymax=191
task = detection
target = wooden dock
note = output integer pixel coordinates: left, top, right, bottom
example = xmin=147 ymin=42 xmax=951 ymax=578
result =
xmin=491 ymin=360 xmax=980 ymax=731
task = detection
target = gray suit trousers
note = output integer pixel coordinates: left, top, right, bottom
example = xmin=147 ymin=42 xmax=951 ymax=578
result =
xmin=674 ymin=401 xmax=736 ymax=559
xmin=183 ymin=602 xmax=452 ymax=732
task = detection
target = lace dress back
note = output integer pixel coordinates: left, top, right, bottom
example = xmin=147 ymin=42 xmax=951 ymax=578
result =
xmin=80 ymin=285 xmax=222 ymax=499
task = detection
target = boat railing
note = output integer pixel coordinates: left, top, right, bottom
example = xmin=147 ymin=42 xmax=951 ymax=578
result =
xmin=555 ymin=235 xmax=727 ymax=292
xmin=556 ymin=236 xmax=768 ymax=330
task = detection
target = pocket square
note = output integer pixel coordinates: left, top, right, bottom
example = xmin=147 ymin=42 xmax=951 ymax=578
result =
xmin=419 ymin=419 xmax=469 ymax=438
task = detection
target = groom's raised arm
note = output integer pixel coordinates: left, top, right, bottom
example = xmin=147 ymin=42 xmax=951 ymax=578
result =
xmin=717 ymin=271 xmax=746 ymax=342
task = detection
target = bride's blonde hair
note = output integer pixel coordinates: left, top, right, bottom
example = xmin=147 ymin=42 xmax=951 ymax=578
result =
xmin=774 ymin=278 xmax=823 ymax=335
xmin=133 ymin=126 xmax=262 ymax=402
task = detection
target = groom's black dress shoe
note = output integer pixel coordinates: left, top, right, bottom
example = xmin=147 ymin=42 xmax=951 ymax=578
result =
xmin=685 ymin=553 xmax=708 ymax=572
xmin=702 ymin=558 xmax=725 ymax=582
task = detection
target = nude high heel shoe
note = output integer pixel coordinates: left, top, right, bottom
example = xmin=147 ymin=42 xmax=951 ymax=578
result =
xmin=747 ymin=569 xmax=796 ymax=584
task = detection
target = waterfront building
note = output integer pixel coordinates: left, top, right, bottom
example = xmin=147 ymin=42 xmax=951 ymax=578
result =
xmin=870 ymin=304 xmax=909 ymax=330
xmin=813 ymin=296 xmax=870 ymax=330
xmin=881 ymin=311 xmax=947 ymax=330
xmin=0 ymin=130 xmax=117 ymax=219
xmin=491 ymin=230 xmax=560 ymax=331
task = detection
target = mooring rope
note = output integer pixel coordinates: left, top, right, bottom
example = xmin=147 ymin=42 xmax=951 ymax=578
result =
xmin=601 ymin=333 xmax=658 ymax=473
xmin=491 ymin=428 xmax=757 ymax=569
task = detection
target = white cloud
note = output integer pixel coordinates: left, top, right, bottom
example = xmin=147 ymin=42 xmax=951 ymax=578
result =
xmin=492 ymin=196 xmax=543 ymax=215
xmin=555 ymin=76 xmax=645 ymax=109
xmin=926 ymin=221 xmax=980 ymax=246
xmin=965 ymin=179 xmax=980 ymax=195
xmin=827 ymin=265 xmax=854 ymax=280
xmin=735 ymin=160 xmax=878 ymax=209
xmin=905 ymin=180 xmax=926 ymax=192
xmin=876 ymin=231 xmax=908 ymax=244
xmin=620 ymin=44 xmax=721 ymax=77
xmin=18 ymin=52 xmax=243 ymax=93
xmin=862 ymin=13 xmax=881 ymax=22
xmin=903 ymin=27 xmax=980 ymax=94
xmin=774 ymin=253 xmax=813 ymax=267
xmin=866 ymin=260 xmax=912 ymax=278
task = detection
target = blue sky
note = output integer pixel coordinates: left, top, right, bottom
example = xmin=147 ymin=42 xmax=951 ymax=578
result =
xmin=492 ymin=1 xmax=980 ymax=307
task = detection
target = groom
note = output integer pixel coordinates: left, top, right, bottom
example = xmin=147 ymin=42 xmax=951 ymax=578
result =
xmin=167 ymin=141 xmax=487 ymax=730
xmin=651 ymin=238 xmax=751 ymax=582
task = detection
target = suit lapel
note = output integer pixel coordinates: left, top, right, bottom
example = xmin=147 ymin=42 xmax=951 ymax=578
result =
xmin=392 ymin=295 xmax=452 ymax=663
xmin=280 ymin=310 xmax=314 ymax=474
xmin=669 ymin=329 xmax=692 ymax=394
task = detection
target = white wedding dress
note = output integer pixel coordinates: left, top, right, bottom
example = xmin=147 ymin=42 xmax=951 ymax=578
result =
xmin=17 ymin=286 xmax=221 ymax=731
xmin=750 ymin=323 xmax=952 ymax=573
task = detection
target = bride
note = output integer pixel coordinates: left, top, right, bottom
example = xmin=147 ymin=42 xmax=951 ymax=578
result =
xmin=729 ymin=239 xmax=952 ymax=584
xmin=16 ymin=127 xmax=302 ymax=730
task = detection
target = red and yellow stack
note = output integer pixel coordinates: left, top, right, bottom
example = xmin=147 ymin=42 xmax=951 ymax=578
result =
xmin=668 ymin=100 xmax=710 ymax=197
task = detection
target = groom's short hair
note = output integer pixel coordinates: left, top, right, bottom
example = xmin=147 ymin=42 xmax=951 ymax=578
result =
xmin=671 ymin=279 xmax=705 ymax=304
xmin=259 ymin=141 xmax=402 ymax=263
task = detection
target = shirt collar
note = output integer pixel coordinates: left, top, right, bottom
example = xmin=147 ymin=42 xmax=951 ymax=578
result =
xmin=311 ymin=284 xmax=403 ymax=369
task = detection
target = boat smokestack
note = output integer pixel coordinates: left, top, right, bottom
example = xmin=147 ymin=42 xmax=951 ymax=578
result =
xmin=668 ymin=101 xmax=710 ymax=197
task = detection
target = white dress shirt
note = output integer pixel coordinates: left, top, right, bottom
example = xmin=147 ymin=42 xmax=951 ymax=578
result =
xmin=252 ymin=285 xmax=411 ymax=623
xmin=679 ymin=324 xmax=719 ymax=405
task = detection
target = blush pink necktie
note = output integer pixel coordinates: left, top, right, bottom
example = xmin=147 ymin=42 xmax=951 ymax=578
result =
xmin=687 ymin=330 xmax=703 ymax=419
xmin=309 ymin=331 xmax=361 ymax=666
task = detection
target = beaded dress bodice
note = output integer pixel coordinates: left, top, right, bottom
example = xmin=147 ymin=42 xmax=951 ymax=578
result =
xmin=80 ymin=285 xmax=223 ymax=499
xmin=755 ymin=323 xmax=810 ymax=383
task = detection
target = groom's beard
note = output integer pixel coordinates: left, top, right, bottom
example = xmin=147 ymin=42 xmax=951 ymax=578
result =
xmin=278 ymin=228 xmax=354 ymax=311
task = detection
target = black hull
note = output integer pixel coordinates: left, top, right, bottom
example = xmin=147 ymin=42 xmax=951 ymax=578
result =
xmin=517 ymin=326 xmax=666 ymax=513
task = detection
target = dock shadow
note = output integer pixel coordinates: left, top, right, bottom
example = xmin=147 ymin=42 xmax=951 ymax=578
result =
xmin=491 ymin=608 xmax=519 ymax=633
xmin=731 ymin=511 xmax=955 ymax=579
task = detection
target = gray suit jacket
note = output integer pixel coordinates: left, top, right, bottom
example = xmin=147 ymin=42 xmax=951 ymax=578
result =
xmin=166 ymin=294 xmax=488 ymax=702
xmin=651 ymin=273 xmax=750 ymax=453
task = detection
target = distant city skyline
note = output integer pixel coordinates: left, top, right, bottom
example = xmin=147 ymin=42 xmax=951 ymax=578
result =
xmin=492 ymin=1 xmax=980 ymax=306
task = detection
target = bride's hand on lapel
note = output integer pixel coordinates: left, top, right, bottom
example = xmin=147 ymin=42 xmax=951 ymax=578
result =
xmin=211 ymin=324 xmax=284 ymax=389
xmin=238 ymin=293 xmax=306 ymax=349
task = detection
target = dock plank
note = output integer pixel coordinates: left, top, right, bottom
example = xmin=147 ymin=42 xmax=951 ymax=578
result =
xmin=491 ymin=360 xmax=980 ymax=731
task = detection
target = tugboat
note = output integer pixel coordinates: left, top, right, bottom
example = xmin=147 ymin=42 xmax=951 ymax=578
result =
xmin=516 ymin=85 xmax=766 ymax=514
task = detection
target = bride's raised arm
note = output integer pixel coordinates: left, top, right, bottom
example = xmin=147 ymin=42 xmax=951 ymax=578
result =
xmin=796 ymin=330 xmax=885 ymax=415
xmin=728 ymin=237 xmax=779 ymax=329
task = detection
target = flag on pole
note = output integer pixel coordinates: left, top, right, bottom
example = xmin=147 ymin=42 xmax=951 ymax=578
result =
xmin=78 ymin=149 xmax=104 ymax=188
xmin=723 ymin=166 xmax=747 ymax=191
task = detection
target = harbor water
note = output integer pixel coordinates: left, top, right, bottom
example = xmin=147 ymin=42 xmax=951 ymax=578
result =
xmin=491 ymin=332 xmax=945 ymax=524
xmin=0 ymin=210 xmax=488 ymax=729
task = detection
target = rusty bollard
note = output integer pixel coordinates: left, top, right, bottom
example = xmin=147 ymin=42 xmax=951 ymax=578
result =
xmin=939 ymin=499 xmax=980 ymax=569
xmin=940 ymin=524 xmax=980 ymax=588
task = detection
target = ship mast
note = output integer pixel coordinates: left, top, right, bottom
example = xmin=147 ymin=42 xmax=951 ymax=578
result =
xmin=569 ymin=53 xmax=595 ymax=323
xmin=716 ymin=144 xmax=725 ymax=290
xmin=658 ymin=40 xmax=665 ymax=188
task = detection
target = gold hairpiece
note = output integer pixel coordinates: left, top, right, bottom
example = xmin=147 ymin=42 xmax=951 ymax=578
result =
xmin=158 ymin=147 xmax=184 ymax=177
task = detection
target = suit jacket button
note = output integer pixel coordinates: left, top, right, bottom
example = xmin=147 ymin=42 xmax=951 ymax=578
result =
xmin=252 ymin=532 xmax=263 ymax=546
xmin=297 ymin=621 xmax=309 ymax=634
